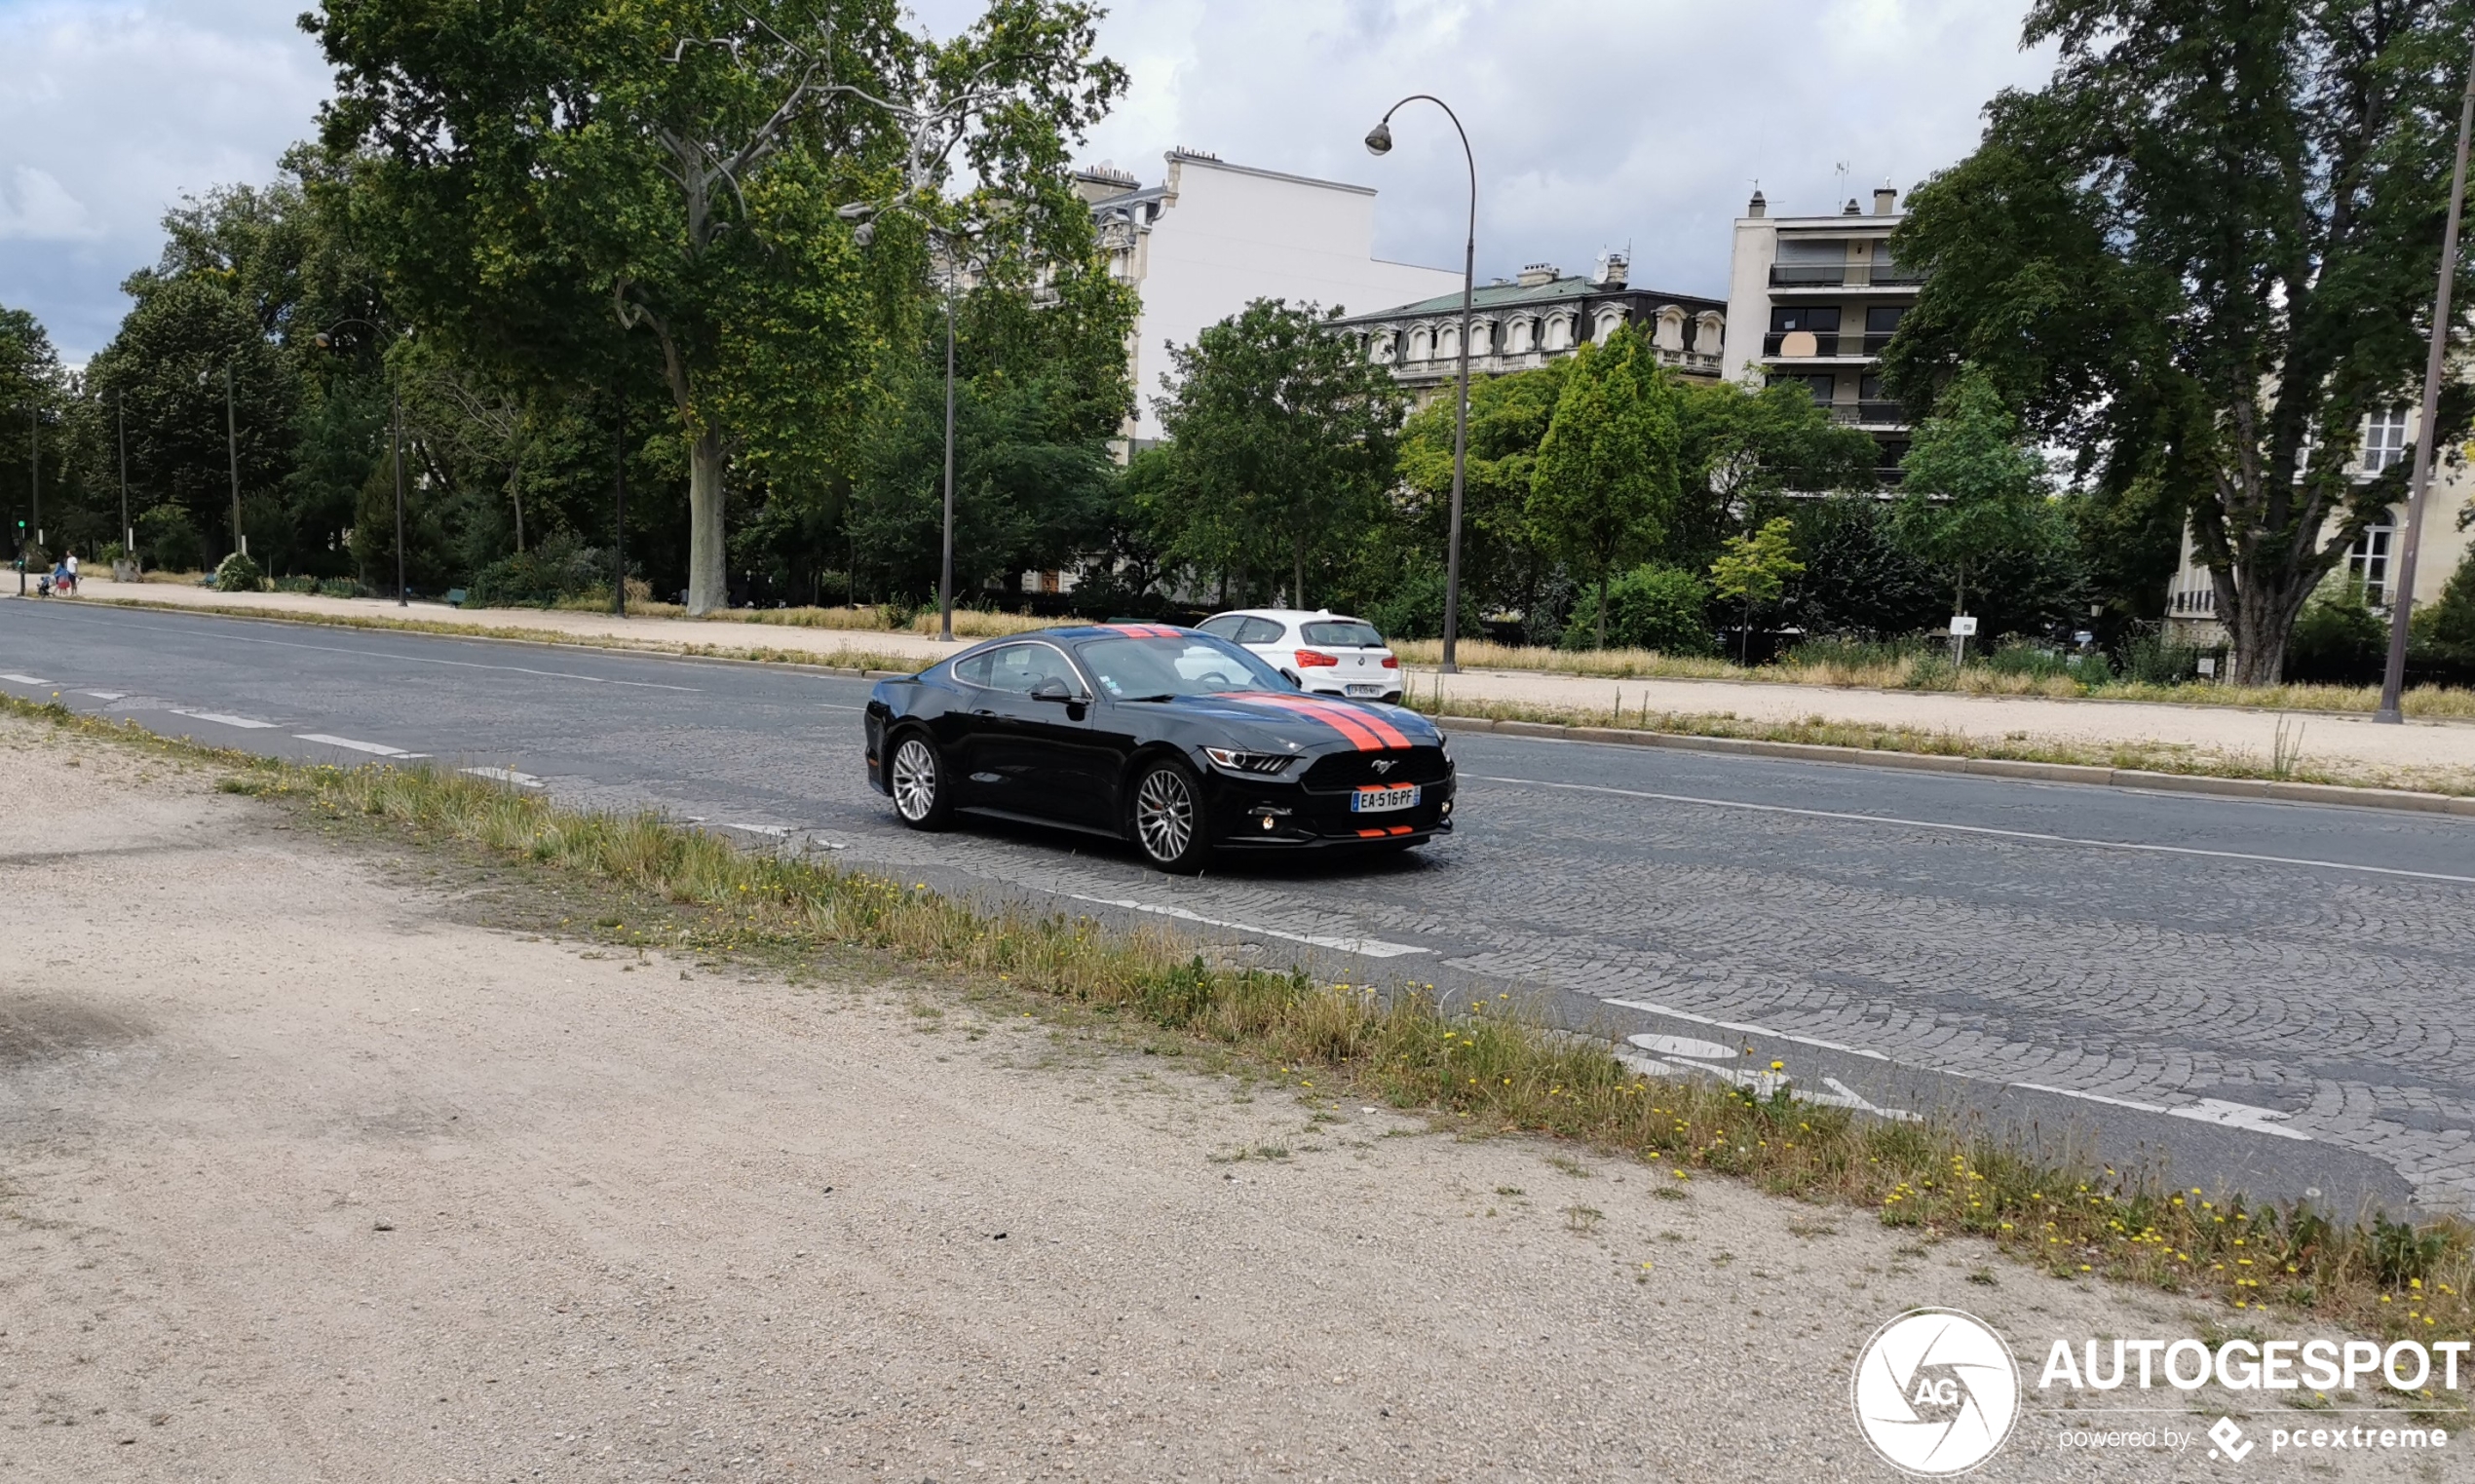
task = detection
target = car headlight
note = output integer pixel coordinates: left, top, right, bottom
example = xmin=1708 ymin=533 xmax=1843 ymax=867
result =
xmin=1203 ymin=746 xmax=1295 ymax=776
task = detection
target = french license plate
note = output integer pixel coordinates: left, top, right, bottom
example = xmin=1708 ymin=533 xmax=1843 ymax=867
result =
xmin=1352 ymin=783 xmax=1420 ymax=813
xmin=1346 ymin=682 xmax=1385 ymax=697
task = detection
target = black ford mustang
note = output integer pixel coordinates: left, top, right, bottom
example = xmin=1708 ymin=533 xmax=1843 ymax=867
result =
xmin=863 ymin=624 xmax=1455 ymax=871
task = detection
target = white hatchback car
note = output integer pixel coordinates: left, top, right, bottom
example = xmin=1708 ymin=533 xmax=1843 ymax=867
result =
xmin=1195 ymin=608 xmax=1403 ymax=704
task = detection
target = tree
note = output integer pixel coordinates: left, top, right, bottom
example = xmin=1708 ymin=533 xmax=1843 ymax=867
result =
xmin=1394 ymin=361 xmax=1568 ymax=639
xmin=0 ymin=306 xmax=66 ymax=560
xmin=1153 ymin=298 xmax=1407 ymax=608
xmin=1527 ymin=325 xmax=1680 ymax=648
xmin=1892 ymin=367 xmax=2047 ymax=624
xmin=1784 ymin=496 xmax=1946 ymax=640
xmin=310 ymin=0 xmax=1123 ymax=614
xmin=1674 ymin=375 xmax=1877 ymax=563
xmin=1708 ymin=515 xmax=1805 ymax=664
xmin=1885 ymin=0 xmax=2475 ymax=683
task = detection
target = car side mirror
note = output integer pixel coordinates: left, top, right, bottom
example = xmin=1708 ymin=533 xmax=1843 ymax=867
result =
xmin=1029 ymin=676 xmax=1076 ymax=703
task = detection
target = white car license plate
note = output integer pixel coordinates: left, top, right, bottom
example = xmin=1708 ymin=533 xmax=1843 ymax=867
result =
xmin=1346 ymin=682 xmax=1385 ymax=697
xmin=1352 ymin=783 xmax=1420 ymax=813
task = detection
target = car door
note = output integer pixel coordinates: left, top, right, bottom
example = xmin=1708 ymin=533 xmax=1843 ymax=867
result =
xmin=965 ymin=642 xmax=1108 ymax=825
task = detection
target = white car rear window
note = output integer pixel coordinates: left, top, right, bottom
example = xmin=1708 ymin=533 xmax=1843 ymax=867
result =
xmin=1301 ymin=620 xmax=1384 ymax=648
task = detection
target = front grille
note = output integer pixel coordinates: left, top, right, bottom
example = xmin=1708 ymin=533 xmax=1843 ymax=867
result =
xmin=1300 ymin=746 xmax=1450 ymax=791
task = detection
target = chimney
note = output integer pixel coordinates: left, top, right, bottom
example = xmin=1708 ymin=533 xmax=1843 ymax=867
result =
xmin=1746 ymin=189 xmax=1767 ymax=218
xmin=1517 ymin=262 xmax=1559 ymax=287
xmin=1873 ymin=186 xmax=1898 ymax=216
xmin=1842 ymin=198 xmax=1862 ymax=215
xmin=1594 ymin=250 xmax=1628 ymax=288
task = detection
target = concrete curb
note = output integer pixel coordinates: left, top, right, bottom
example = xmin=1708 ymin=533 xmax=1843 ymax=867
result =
xmin=1436 ymin=715 xmax=2475 ymax=818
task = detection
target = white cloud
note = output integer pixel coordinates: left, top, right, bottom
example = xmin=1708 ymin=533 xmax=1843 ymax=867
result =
xmin=0 ymin=0 xmax=329 ymax=357
xmin=6 ymin=0 xmax=2056 ymax=358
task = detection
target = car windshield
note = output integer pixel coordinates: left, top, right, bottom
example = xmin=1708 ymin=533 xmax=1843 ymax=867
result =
xmin=1075 ymin=634 xmax=1291 ymax=700
xmin=1301 ymin=620 xmax=1385 ymax=648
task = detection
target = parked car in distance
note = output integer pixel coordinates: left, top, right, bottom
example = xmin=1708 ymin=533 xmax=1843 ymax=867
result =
xmin=1195 ymin=609 xmax=1402 ymax=704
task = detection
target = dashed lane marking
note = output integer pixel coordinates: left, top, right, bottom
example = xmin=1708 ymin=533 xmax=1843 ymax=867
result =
xmin=460 ymin=767 xmax=544 ymax=788
xmin=1062 ymin=893 xmax=1429 ymax=958
xmin=1466 ymin=774 xmax=2475 ymax=885
xmin=168 ymin=708 xmax=278 ymax=729
xmin=295 ymin=733 xmax=426 ymax=759
xmin=80 ymin=690 xmax=127 ymax=701
xmin=1 ymin=672 xmax=53 ymax=686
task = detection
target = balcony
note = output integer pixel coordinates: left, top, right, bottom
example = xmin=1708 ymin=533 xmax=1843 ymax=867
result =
xmin=1768 ymin=263 xmax=1846 ymax=287
xmin=1829 ymin=400 xmax=1908 ymax=427
xmin=1762 ymin=330 xmax=1860 ymax=358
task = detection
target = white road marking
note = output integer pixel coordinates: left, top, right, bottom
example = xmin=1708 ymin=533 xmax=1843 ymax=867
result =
xmin=1610 ymin=996 xmax=2309 ymax=1141
xmin=1063 ymin=893 xmax=1428 ymax=958
xmin=2169 ymin=1097 xmax=2311 ymax=1141
xmin=460 ymin=766 xmax=544 ymax=788
xmin=0 ymin=672 xmax=53 ymax=685
xmin=715 ymin=822 xmax=789 ymax=836
xmin=1467 ymin=774 xmax=2475 ymax=885
xmin=169 ymin=708 xmax=277 ymax=729
xmin=1627 ymin=1031 xmax=1737 ymax=1060
xmin=80 ymin=690 xmax=127 ymax=702
xmin=294 ymin=733 xmax=425 ymax=759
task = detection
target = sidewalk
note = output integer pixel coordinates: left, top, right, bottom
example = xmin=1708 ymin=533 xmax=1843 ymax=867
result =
xmin=62 ymin=578 xmax=2475 ymax=781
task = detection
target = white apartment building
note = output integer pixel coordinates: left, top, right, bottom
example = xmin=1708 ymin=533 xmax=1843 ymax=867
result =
xmin=1078 ymin=150 xmax=1464 ymax=442
xmin=1720 ymin=185 xmax=1918 ymax=478
xmin=2161 ymin=401 xmax=2473 ymax=646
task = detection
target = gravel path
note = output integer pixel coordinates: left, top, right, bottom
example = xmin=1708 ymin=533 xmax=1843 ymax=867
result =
xmin=0 ymin=719 xmax=2454 ymax=1481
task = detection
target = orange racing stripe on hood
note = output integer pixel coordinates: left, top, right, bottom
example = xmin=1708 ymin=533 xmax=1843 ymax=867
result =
xmin=1244 ymin=693 xmax=1389 ymax=751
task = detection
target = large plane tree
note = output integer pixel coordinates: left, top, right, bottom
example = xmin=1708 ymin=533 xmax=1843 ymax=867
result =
xmin=1885 ymin=0 xmax=2475 ymax=683
xmin=309 ymin=0 xmax=1122 ymax=613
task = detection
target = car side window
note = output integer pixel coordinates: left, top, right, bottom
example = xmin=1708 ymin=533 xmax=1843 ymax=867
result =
xmin=1236 ymin=617 xmax=1286 ymax=645
xmin=1197 ymin=615 xmax=1245 ymax=639
xmin=952 ymin=651 xmax=994 ymax=688
xmin=983 ymin=643 xmax=1081 ymax=696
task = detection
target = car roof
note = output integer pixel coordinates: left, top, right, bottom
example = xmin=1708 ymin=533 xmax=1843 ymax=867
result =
xmin=1202 ymin=609 xmax=1371 ymax=626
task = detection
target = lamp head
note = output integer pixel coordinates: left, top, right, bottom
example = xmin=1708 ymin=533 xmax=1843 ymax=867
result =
xmin=1363 ymin=120 xmax=1393 ymax=156
xmin=852 ymin=221 xmax=875 ymax=247
xmin=314 ymin=332 xmax=333 ymax=349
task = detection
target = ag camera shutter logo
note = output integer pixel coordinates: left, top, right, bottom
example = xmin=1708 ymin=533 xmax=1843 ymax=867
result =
xmin=1852 ymin=1309 xmax=2021 ymax=1474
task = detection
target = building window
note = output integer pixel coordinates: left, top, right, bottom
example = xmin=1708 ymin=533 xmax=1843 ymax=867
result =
xmin=1407 ymin=327 xmax=1430 ymax=362
xmin=1371 ymin=333 xmax=1393 ymax=364
xmin=1437 ymin=325 xmax=1460 ymax=361
xmin=2363 ymin=406 xmax=2409 ymax=474
xmin=1507 ymin=318 xmax=1534 ymax=354
xmin=2347 ymin=517 xmax=2395 ymax=604
xmin=1594 ymin=308 xmax=1624 ymax=343
xmin=1543 ymin=316 xmax=1572 ymax=352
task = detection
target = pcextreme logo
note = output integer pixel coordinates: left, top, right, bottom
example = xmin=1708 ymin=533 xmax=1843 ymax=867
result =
xmin=1852 ymin=1309 xmax=2021 ymax=1475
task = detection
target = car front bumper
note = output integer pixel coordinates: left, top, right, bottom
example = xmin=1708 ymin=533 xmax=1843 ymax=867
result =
xmin=1196 ymin=765 xmax=1455 ymax=849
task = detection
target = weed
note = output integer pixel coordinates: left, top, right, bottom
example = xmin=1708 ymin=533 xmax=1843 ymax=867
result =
xmin=1565 ymin=1204 xmax=1604 ymax=1235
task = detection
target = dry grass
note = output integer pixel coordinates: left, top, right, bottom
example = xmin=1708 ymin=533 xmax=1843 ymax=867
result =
xmin=9 ymin=688 xmax=2460 ymax=1353
xmin=1393 ymin=638 xmax=2475 ymax=717
xmin=1407 ymin=694 xmax=2475 ymax=798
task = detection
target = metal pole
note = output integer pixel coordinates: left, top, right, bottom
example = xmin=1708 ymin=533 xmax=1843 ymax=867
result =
xmin=2376 ymin=36 xmax=2475 ymax=724
xmin=939 ymin=271 xmax=957 ymax=644
xmin=392 ymin=394 xmax=407 ymax=606
xmin=224 ymin=363 xmax=241 ymax=557
xmin=117 ymin=391 xmax=131 ymax=561
xmin=1376 ymin=95 xmax=1477 ymax=674
xmin=28 ymin=403 xmax=37 ymax=551
xmin=612 ymin=390 xmax=628 ymax=618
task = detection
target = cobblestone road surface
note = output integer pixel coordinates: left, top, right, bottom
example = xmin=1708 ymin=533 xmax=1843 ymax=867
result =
xmin=8 ymin=599 xmax=2472 ymax=1213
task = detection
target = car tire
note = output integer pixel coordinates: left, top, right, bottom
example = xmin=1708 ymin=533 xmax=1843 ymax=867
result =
xmin=887 ymin=732 xmax=954 ymax=831
xmin=1381 ymin=691 xmax=1403 ymax=705
xmin=1128 ymin=758 xmax=1211 ymax=872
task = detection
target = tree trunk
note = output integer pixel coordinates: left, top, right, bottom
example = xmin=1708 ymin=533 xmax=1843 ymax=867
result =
xmin=685 ymin=424 xmax=727 ymax=614
xmin=1293 ymin=536 xmax=1306 ymax=614
xmin=2222 ymin=568 xmax=2316 ymax=685
xmin=507 ymin=464 xmax=524 ymax=553
xmin=1595 ymin=571 xmax=1609 ymax=650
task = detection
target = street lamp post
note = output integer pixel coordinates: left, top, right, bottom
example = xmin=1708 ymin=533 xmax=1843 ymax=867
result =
xmin=316 ymin=322 xmax=409 ymax=605
xmin=2375 ymin=35 xmax=2475 ymax=724
xmin=117 ymin=390 xmax=132 ymax=565
xmin=1367 ymin=95 xmax=1477 ymax=674
xmin=846 ymin=201 xmax=978 ymax=643
xmin=196 ymin=362 xmax=243 ymax=560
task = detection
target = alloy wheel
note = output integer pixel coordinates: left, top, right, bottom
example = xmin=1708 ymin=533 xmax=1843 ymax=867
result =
xmin=1134 ymin=767 xmax=1196 ymax=862
xmin=892 ymin=738 xmax=939 ymax=821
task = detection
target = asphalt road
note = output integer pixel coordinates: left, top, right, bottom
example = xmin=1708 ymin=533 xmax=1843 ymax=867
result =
xmin=9 ymin=596 xmax=2475 ymax=1218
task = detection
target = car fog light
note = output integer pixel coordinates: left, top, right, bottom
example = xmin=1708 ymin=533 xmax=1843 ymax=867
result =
xmin=1261 ymin=816 xmax=1276 ymax=831
xmin=1440 ymin=799 xmax=1453 ymax=816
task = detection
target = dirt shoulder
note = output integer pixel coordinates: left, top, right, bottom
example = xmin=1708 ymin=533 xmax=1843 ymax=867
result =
xmin=0 ymin=719 xmax=2452 ymax=1481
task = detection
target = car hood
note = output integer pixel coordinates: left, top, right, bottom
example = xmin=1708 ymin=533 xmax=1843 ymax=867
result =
xmin=1143 ymin=692 xmax=1440 ymax=750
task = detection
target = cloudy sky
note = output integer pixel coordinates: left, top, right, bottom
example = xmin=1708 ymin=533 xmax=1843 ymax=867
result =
xmin=1 ymin=0 xmax=2057 ymax=362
